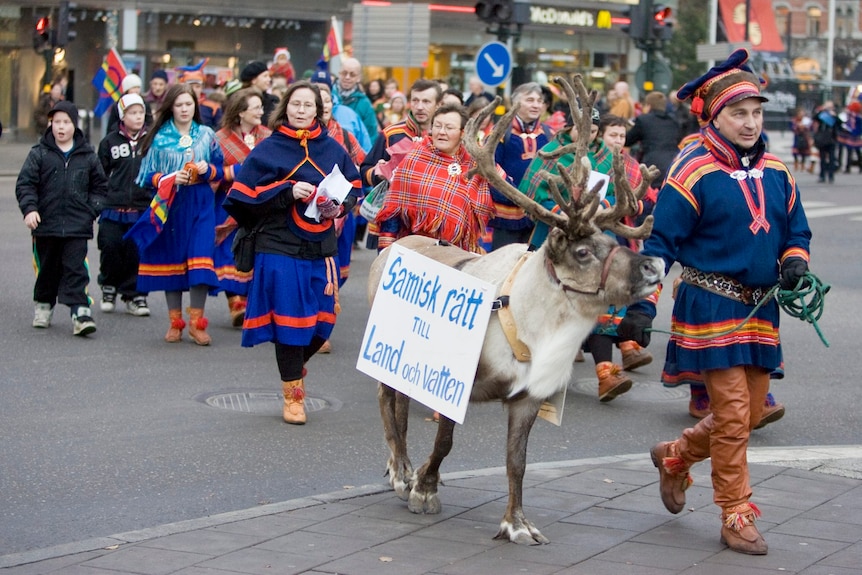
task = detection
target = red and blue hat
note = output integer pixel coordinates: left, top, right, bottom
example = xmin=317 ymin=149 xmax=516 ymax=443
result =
xmin=676 ymin=48 xmax=767 ymax=121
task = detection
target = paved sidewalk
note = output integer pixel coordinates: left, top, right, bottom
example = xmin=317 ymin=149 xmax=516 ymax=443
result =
xmin=2 ymin=446 xmax=861 ymax=574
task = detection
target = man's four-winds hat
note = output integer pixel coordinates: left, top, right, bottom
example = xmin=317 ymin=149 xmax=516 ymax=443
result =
xmin=676 ymin=48 xmax=768 ymax=121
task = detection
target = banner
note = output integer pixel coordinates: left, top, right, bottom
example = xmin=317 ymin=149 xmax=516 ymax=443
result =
xmin=357 ymin=245 xmax=494 ymax=424
xmin=91 ymin=48 xmax=127 ymax=117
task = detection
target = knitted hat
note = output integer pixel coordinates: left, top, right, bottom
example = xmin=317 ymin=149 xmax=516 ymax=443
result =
xmin=676 ymin=48 xmax=767 ymax=121
xmin=48 ymin=100 xmax=78 ymax=126
xmin=118 ymin=93 xmax=145 ymax=120
xmin=151 ymin=69 xmax=168 ymax=82
xmin=273 ymin=47 xmax=291 ymax=62
xmin=240 ymin=61 xmax=269 ymax=83
xmin=310 ymin=70 xmax=332 ymax=90
xmin=224 ymin=79 xmax=243 ymax=97
xmin=121 ymin=73 xmax=142 ymax=93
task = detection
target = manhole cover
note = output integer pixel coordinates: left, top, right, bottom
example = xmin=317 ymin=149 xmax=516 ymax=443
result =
xmin=570 ymin=378 xmax=689 ymax=402
xmin=195 ymin=389 xmax=341 ymax=415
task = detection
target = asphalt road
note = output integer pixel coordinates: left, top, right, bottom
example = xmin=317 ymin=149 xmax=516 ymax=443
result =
xmin=0 ymin=165 xmax=859 ymax=556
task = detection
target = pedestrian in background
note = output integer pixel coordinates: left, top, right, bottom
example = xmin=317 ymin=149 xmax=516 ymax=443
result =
xmin=240 ymin=61 xmax=280 ymax=125
xmin=224 ymin=81 xmax=362 ymax=425
xmin=16 ymin=101 xmax=107 ymax=336
xmin=124 ymin=83 xmax=224 ymax=346
xmin=334 ymin=57 xmax=379 ymax=145
xmin=790 ymin=108 xmax=814 ymax=173
xmin=96 ymin=94 xmax=152 ymax=317
xmin=625 ymin=91 xmax=681 ymax=186
xmin=618 ymin=49 xmax=812 ymax=555
xmin=213 ymin=88 xmax=272 ymax=327
xmin=144 ymin=69 xmax=170 ymax=116
xmin=34 ymin=79 xmax=65 ymax=136
xmin=812 ymin=101 xmax=839 ymax=183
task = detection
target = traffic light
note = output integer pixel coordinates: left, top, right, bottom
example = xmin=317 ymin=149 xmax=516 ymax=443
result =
xmin=620 ymin=0 xmax=648 ymax=43
xmin=33 ymin=16 xmax=52 ymax=51
xmin=57 ymin=1 xmax=77 ymax=47
xmin=651 ymin=4 xmax=673 ymax=42
xmin=475 ymin=0 xmax=513 ymax=24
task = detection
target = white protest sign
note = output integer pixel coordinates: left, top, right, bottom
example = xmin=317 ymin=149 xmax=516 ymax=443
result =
xmin=588 ymin=170 xmax=610 ymax=202
xmin=356 ymin=245 xmax=495 ymax=424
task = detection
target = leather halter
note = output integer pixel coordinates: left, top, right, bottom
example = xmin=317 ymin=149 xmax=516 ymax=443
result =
xmin=544 ymin=245 xmax=622 ymax=295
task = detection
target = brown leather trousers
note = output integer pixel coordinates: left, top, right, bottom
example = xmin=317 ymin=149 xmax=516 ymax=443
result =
xmin=676 ymin=366 xmax=770 ymax=509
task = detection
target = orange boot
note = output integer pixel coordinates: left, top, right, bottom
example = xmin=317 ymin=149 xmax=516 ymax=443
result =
xmin=596 ymin=361 xmax=632 ymax=402
xmin=721 ymin=502 xmax=768 ymax=555
xmin=165 ymin=309 xmax=185 ymax=343
xmin=187 ymin=308 xmax=211 ymax=346
xmin=619 ymin=340 xmax=653 ymax=371
xmin=282 ymin=379 xmax=306 ymax=424
xmin=227 ymin=295 xmax=246 ymax=328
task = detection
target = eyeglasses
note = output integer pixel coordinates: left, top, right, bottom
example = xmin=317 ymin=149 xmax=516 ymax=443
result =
xmin=287 ymin=101 xmax=316 ymax=110
xmin=339 ymin=70 xmax=359 ymax=78
xmin=432 ymin=123 xmax=462 ymax=133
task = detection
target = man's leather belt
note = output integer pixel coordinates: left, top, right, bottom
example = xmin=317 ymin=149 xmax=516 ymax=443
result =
xmin=680 ymin=267 xmax=770 ymax=306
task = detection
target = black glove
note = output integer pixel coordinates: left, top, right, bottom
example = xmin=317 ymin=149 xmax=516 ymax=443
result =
xmin=779 ymin=257 xmax=810 ymax=290
xmin=617 ymin=310 xmax=653 ymax=348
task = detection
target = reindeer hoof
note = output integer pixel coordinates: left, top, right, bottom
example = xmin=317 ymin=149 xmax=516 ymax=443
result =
xmin=407 ymin=489 xmax=441 ymax=514
xmin=386 ymin=459 xmax=415 ymax=501
xmin=494 ymin=520 xmax=550 ymax=545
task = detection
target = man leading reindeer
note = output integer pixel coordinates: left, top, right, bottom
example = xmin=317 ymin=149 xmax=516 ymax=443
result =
xmin=618 ymin=48 xmax=812 ymax=556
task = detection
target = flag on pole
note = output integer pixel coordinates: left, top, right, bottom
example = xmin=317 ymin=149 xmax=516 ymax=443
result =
xmin=92 ymin=48 xmax=127 ymax=117
xmin=318 ymin=17 xmax=342 ymax=71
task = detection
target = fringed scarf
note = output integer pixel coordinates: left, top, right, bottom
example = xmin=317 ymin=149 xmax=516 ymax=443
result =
xmin=216 ymin=124 xmax=272 ymax=183
xmin=136 ymin=119 xmax=217 ymax=187
xmin=376 ymin=135 xmax=495 ymax=253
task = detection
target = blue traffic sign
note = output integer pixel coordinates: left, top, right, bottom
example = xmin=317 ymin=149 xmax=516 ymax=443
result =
xmin=475 ymin=41 xmax=511 ymax=88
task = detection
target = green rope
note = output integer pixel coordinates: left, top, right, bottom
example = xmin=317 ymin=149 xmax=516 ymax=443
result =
xmin=648 ymin=271 xmax=831 ymax=347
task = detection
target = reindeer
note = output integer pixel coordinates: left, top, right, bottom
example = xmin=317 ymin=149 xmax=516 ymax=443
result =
xmin=366 ymin=74 xmax=665 ymax=545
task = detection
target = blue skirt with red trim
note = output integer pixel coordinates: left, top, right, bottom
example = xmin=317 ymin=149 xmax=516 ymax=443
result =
xmin=241 ymin=252 xmax=337 ymax=348
xmin=661 ymin=283 xmax=783 ymax=379
xmin=212 ymin=188 xmax=252 ymax=295
xmin=136 ymin=181 xmax=220 ymax=293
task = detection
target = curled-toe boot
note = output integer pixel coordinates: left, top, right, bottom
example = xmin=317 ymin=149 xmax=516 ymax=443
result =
xmin=720 ymin=502 xmax=768 ymax=555
xmin=282 ymin=379 xmax=306 ymax=424
xmin=165 ymin=309 xmax=185 ymax=343
xmin=596 ymin=361 xmax=632 ymax=402
xmin=187 ymin=308 xmax=211 ymax=346
xmin=650 ymin=440 xmax=694 ymax=514
xmin=227 ymin=295 xmax=246 ymax=328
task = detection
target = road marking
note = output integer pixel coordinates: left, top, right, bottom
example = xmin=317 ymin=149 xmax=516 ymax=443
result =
xmin=804 ymin=206 xmax=862 ymax=219
xmin=802 ymin=201 xmax=835 ymax=209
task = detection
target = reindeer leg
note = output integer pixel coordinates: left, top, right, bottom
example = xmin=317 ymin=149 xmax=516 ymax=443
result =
xmin=494 ymin=397 xmax=550 ymax=545
xmin=408 ymin=415 xmax=455 ymax=515
xmin=377 ymin=383 xmax=414 ymax=500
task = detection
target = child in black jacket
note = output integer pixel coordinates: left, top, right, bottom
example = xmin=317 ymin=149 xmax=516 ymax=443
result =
xmin=96 ymin=94 xmax=152 ymax=315
xmin=15 ymin=101 xmax=108 ymax=336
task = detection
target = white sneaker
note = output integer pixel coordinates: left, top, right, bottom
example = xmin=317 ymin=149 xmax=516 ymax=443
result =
xmin=33 ymin=303 xmax=54 ymax=328
xmin=126 ymin=296 xmax=150 ymax=317
xmin=100 ymin=286 xmax=117 ymax=312
xmin=72 ymin=307 xmax=97 ymax=336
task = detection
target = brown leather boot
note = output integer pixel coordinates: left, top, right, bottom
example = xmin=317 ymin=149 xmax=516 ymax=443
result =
xmin=753 ymin=393 xmax=785 ymax=429
xmin=720 ymin=502 xmax=768 ymax=555
xmin=597 ymin=361 xmax=632 ymax=402
xmin=619 ymin=340 xmax=653 ymax=371
xmin=650 ymin=441 xmax=693 ymax=514
xmin=227 ymin=296 xmax=246 ymax=328
xmin=165 ymin=309 xmax=185 ymax=343
xmin=282 ymin=379 xmax=306 ymax=424
xmin=187 ymin=308 xmax=211 ymax=346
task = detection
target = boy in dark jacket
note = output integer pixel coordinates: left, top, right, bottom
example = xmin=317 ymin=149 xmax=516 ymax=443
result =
xmin=96 ymin=94 xmax=151 ymax=316
xmin=16 ymin=101 xmax=108 ymax=336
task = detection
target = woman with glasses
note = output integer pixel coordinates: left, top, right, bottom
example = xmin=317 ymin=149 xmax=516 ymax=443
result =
xmin=376 ymin=104 xmax=496 ymax=253
xmin=224 ymin=81 xmax=362 ymax=425
xmin=212 ymin=88 xmax=272 ymax=327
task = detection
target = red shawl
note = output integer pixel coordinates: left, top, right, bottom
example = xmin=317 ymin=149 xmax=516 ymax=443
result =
xmin=376 ymin=135 xmax=495 ymax=253
xmin=216 ymin=125 xmax=272 ymax=184
xmin=327 ymin=119 xmax=366 ymax=167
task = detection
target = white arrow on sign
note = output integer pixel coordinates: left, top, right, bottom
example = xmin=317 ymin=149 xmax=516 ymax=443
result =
xmin=483 ymin=52 xmax=505 ymax=78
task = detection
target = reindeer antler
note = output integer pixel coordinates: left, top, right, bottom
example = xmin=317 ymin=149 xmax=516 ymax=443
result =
xmin=464 ymin=74 xmax=657 ymax=241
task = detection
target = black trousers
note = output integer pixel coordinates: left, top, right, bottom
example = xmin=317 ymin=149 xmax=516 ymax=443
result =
xmin=33 ymin=236 xmax=90 ymax=308
xmin=491 ymin=226 xmax=533 ymax=251
xmin=97 ymin=219 xmax=144 ymax=299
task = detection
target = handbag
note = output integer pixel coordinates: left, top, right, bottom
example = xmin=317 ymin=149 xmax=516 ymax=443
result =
xmin=231 ymin=224 xmax=260 ymax=273
xmin=359 ymin=179 xmax=389 ymax=222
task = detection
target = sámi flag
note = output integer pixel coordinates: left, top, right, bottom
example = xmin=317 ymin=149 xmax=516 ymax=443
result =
xmin=318 ymin=16 xmax=342 ymax=71
xmin=92 ymin=48 xmax=127 ymax=116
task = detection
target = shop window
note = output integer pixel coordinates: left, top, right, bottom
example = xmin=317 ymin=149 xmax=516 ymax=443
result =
xmin=806 ymin=6 xmax=821 ymax=38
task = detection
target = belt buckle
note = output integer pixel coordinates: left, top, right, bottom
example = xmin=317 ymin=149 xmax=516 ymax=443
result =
xmin=741 ymin=286 xmax=762 ymax=305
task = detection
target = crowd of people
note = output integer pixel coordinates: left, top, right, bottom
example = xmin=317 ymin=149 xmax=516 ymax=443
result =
xmin=17 ymin=46 xmax=820 ymax=556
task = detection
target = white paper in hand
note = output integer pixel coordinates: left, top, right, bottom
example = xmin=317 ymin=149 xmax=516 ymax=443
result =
xmin=305 ymin=164 xmax=354 ymax=222
xmin=587 ymin=170 xmax=610 ymax=202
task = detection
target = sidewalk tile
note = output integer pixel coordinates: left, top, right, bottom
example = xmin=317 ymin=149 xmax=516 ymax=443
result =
xmin=704 ymin=532 xmax=849 ymax=571
xmin=137 ymin=529 xmax=265 ymax=555
xmin=432 ymin=552 xmax=564 ymax=575
xmin=403 ymin=517 xmax=508 ymax=548
xmin=814 ymin=540 xmax=862 ymax=569
xmin=771 ymin=516 xmax=862 ymax=543
xmin=302 ymin=513 xmax=423 ymax=543
xmin=560 ymin=505 xmax=672 ymax=532
xmin=255 ymin=529 xmax=372 ymax=557
xmin=196 ymin=547 xmax=319 ymax=575
xmin=591 ymin=540 xmax=715 ymax=570
xmin=554 ymin=558 xmax=677 ymax=574
xmin=81 ymin=545 xmax=210 ymax=574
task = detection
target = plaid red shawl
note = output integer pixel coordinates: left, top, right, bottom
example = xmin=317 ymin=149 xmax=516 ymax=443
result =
xmin=377 ymin=135 xmax=495 ymax=252
xmin=216 ymin=125 xmax=272 ymax=183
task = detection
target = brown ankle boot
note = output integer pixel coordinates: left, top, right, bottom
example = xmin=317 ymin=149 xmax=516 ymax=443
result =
xmin=619 ymin=340 xmax=653 ymax=371
xmin=720 ymin=502 xmax=768 ymax=555
xmin=165 ymin=309 xmax=185 ymax=343
xmin=227 ymin=296 xmax=246 ymax=328
xmin=282 ymin=379 xmax=306 ymax=424
xmin=650 ymin=441 xmax=693 ymax=514
xmin=596 ymin=361 xmax=632 ymax=402
xmin=187 ymin=308 xmax=211 ymax=346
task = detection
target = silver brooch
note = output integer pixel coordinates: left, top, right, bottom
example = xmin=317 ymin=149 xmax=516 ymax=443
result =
xmin=178 ymin=134 xmax=193 ymax=148
xmin=447 ymin=162 xmax=462 ymax=177
xmin=243 ymin=134 xmax=255 ymax=149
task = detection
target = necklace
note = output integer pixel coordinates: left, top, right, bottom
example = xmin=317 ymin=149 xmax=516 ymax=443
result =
xmin=243 ymin=133 xmax=255 ymax=148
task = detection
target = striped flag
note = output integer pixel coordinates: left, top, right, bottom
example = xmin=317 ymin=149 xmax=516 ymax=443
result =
xmin=92 ymin=48 xmax=127 ymax=116
xmin=319 ymin=17 xmax=342 ymax=71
